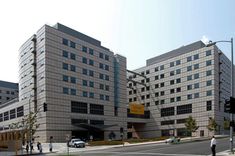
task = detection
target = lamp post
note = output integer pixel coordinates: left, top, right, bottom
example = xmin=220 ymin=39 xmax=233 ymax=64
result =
xmin=206 ymin=38 xmax=234 ymax=153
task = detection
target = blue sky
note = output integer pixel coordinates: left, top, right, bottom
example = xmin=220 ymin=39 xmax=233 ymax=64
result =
xmin=0 ymin=0 xmax=234 ymax=82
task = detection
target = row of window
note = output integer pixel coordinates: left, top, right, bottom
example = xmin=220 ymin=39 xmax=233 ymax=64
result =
xmin=63 ymin=75 xmax=76 ymax=84
xmin=63 ymin=38 xmax=76 ymax=48
xmin=63 ymin=87 xmax=109 ymax=100
xmin=82 ymin=46 xmax=94 ymax=55
xmin=62 ymin=50 xmax=76 ymax=60
xmin=0 ymin=90 xmax=16 ymax=95
xmin=71 ymin=118 xmax=104 ymax=125
xmin=82 ymin=57 xmax=94 ymax=66
xmin=62 ymin=63 xmax=76 ymax=72
xmin=161 ymin=118 xmax=188 ymax=125
xmin=0 ymin=106 xmax=24 ymax=122
xmin=136 ymin=50 xmax=212 ymax=76
xmin=71 ymin=101 xmax=104 ymax=115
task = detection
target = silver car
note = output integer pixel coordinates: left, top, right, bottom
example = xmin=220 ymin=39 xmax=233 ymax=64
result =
xmin=68 ymin=138 xmax=86 ymax=148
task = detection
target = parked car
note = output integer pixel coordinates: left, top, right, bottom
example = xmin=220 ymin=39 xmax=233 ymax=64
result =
xmin=165 ymin=136 xmax=180 ymax=144
xmin=67 ymin=138 xmax=86 ymax=148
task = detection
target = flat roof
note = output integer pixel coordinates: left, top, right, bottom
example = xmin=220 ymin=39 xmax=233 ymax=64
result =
xmin=0 ymin=80 xmax=18 ymax=89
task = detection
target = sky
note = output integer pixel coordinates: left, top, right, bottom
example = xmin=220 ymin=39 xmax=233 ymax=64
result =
xmin=0 ymin=0 xmax=234 ymax=83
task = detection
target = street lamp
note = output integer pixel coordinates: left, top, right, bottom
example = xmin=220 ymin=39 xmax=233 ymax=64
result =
xmin=206 ymin=38 xmax=234 ymax=153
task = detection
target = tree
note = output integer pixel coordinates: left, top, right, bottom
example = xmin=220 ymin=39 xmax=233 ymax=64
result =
xmin=185 ymin=116 xmax=198 ymax=137
xmin=207 ymin=117 xmax=218 ymax=134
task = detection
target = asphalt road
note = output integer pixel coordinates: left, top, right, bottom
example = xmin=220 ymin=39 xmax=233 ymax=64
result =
xmin=76 ymin=137 xmax=230 ymax=156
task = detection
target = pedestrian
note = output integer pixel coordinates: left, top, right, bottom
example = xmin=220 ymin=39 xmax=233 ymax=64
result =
xmin=210 ymin=136 xmax=216 ymax=156
xmin=39 ymin=142 xmax=42 ymax=153
xmin=49 ymin=142 xmax=52 ymax=152
xmin=37 ymin=142 xmax=40 ymax=151
xmin=26 ymin=142 xmax=29 ymax=154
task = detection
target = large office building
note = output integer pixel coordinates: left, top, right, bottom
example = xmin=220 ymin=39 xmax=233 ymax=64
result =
xmin=127 ymin=41 xmax=233 ymax=138
xmin=0 ymin=80 xmax=18 ymax=105
xmin=0 ymin=23 xmax=127 ymax=142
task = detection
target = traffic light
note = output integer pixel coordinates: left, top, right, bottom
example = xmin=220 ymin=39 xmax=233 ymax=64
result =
xmin=225 ymin=99 xmax=231 ymax=113
xmin=230 ymin=97 xmax=235 ymax=114
xmin=224 ymin=97 xmax=235 ymax=114
xmin=43 ymin=103 xmax=47 ymax=112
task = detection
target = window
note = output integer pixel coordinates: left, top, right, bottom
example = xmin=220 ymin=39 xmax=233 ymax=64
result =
xmin=160 ymin=74 xmax=164 ymax=79
xmin=90 ymin=104 xmax=104 ymax=115
xmin=194 ymin=83 xmax=199 ymax=89
xmin=89 ymin=81 xmax=94 ymax=88
xmin=160 ymin=91 xmax=165 ymax=96
xmin=0 ymin=114 xmax=2 ymax=122
xmin=82 ymin=69 xmax=88 ymax=75
xmin=155 ymin=75 xmax=159 ymax=80
xmin=206 ymin=60 xmax=212 ymax=66
xmin=194 ymin=54 xmax=199 ymax=60
xmin=207 ymin=101 xmax=212 ymax=111
xmin=89 ymin=70 xmax=94 ymax=77
xmin=99 ymin=53 xmax=104 ymax=59
xmin=155 ymin=67 xmax=159 ymax=72
xmin=207 ymin=90 xmax=212 ymax=96
xmin=63 ymin=75 xmax=69 ymax=82
xmin=83 ymin=91 xmax=88 ymax=97
xmin=10 ymin=109 xmax=16 ymax=119
xmin=82 ymin=57 xmax=87 ymax=64
xmin=155 ymin=92 xmax=159 ymax=97
xmin=105 ymin=55 xmax=109 ymax=61
xmin=187 ymin=56 xmax=192 ymax=62
xmin=206 ymin=70 xmax=212 ymax=76
xmin=99 ymin=63 xmax=104 ymax=69
xmin=176 ymin=78 xmax=181 ymax=83
xmin=83 ymin=80 xmax=88 ymax=86
xmin=187 ymin=94 xmax=192 ymax=99
xmin=187 ymin=75 xmax=192 ymax=81
xmin=161 ymin=120 xmax=174 ymax=125
xmin=89 ymin=92 xmax=94 ymax=98
xmin=100 ymin=84 xmax=104 ymax=90
xmin=170 ymin=89 xmax=174 ymax=94
xmin=17 ymin=106 xmax=24 ymax=117
xmin=70 ymin=41 xmax=76 ymax=48
xmin=177 ymin=119 xmax=186 ymax=124
xmin=141 ymin=87 xmax=145 ymax=92
xmin=187 ymin=66 xmax=192 ymax=71
xmin=100 ymin=94 xmax=104 ymax=100
xmin=207 ymin=80 xmax=212 ymax=86
xmin=176 ymin=60 xmax=181 ymax=65
xmin=170 ymin=62 xmax=174 ymax=67
xmin=105 ymin=95 xmax=110 ymax=101
xmin=160 ymin=82 xmax=164 ymax=87
xmin=160 ymin=65 xmax=164 ymax=70
xmin=155 ymin=101 xmax=159 ymax=105
xmin=194 ymin=73 xmax=199 ymax=79
xmin=170 ymin=98 xmax=175 ymax=103
xmin=105 ymin=75 xmax=109 ymax=81
xmin=82 ymin=46 xmax=87 ymax=52
xmin=62 ymin=50 xmax=68 ymax=58
xmin=194 ymin=64 xmax=199 ymax=70
xmin=170 ymin=71 xmax=174 ymax=76
xmin=187 ymin=85 xmax=192 ymax=90
xmin=160 ymin=100 xmax=165 ymax=104
xmin=176 ymin=69 xmax=181 ymax=74
xmin=71 ymin=101 xmax=87 ymax=114
xmin=176 ymin=96 xmax=181 ymax=101
xmin=70 ymin=53 xmax=76 ymax=60
xmin=70 ymin=65 xmax=76 ymax=72
xmin=105 ymin=85 xmax=109 ymax=91
xmin=155 ymin=84 xmax=159 ymax=88
xmin=71 ymin=89 xmax=76 ymax=95
xmin=170 ymin=80 xmax=174 ymax=85
xmin=206 ymin=50 xmax=212 ymax=56
xmin=63 ymin=63 xmax=68 ymax=70
xmin=70 ymin=77 xmax=76 ymax=84
xmin=105 ymin=65 xmax=109 ymax=71
xmin=146 ymin=70 xmax=150 ymax=75
xmin=62 ymin=38 xmax=68 ymax=45
xmin=194 ymin=93 xmax=199 ymax=98
xmin=63 ymin=87 xmax=69 ymax=94
xmin=176 ymin=87 xmax=181 ymax=92
xmin=161 ymin=107 xmax=174 ymax=117
xmin=89 ymin=59 xmax=94 ymax=66
xmin=177 ymin=104 xmax=192 ymax=115
xmin=4 ymin=112 xmax=9 ymax=121
xmin=99 ymin=73 xmax=104 ymax=79
xmin=89 ymin=48 xmax=94 ymax=55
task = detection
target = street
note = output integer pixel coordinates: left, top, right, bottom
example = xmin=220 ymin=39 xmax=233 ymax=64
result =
xmin=75 ymin=137 xmax=230 ymax=156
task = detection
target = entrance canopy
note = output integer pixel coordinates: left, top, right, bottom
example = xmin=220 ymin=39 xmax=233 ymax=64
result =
xmin=72 ymin=123 xmax=117 ymax=131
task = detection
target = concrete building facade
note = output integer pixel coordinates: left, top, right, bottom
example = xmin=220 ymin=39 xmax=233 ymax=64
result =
xmin=0 ymin=23 xmax=127 ymax=142
xmin=0 ymin=81 xmax=18 ymax=105
xmin=127 ymin=41 xmax=233 ymax=138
